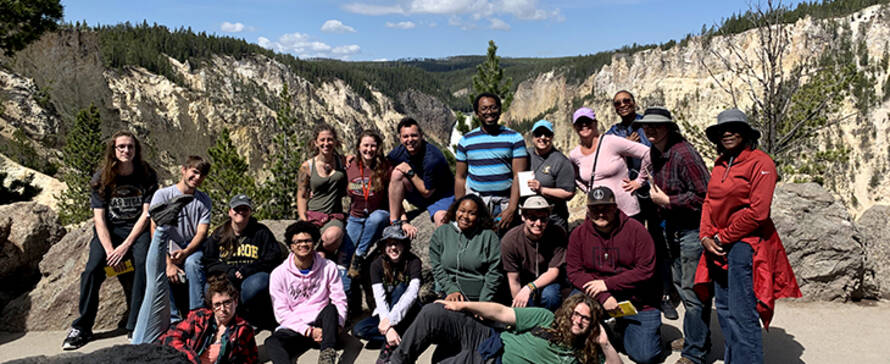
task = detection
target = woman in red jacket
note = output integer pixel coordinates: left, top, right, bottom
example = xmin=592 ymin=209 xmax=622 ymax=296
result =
xmin=696 ymin=109 xmax=800 ymax=364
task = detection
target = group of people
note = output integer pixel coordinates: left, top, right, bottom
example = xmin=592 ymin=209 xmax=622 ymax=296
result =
xmin=60 ymin=90 xmax=801 ymax=364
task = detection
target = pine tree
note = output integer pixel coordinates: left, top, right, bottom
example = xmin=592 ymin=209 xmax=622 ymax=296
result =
xmin=204 ymin=128 xmax=257 ymax=225
xmin=56 ymin=104 xmax=104 ymax=224
xmin=464 ymin=40 xmax=514 ymax=134
xmin=256 ymin=83 xmax=309 ymax=220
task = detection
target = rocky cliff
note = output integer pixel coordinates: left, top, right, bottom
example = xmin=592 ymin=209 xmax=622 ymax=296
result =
xmin=503 ymin=4 xmax=890 ymax=218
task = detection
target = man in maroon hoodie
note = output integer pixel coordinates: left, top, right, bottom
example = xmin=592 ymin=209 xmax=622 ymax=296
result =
xmin=567 ymin=186 xmax=663 ymax=364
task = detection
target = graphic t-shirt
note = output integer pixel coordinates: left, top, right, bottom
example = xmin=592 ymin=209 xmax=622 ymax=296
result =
xmin=345 ymin=161 xmax=391 ymax=217
xmin=90 ymin=171 xmax=158 ymax=228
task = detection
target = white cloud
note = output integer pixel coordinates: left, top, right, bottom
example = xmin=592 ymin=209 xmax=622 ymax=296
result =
xmin=343 ymin=3 xmax=405 ymax=15
xmin=332 ymin=45 xmax=361 ymax=55
xmin=385 ymin=21 xmax=416 ymax=29
xmin=257 ymin=33 xmax=360 ymax=59
xmin=343 ymin=0 xmax=559 ymax=22
xmin=321 ymin=19 xmax=356 ymax=33
xmin=488 ymin=18 xmax=511 ymax=31
xmin=220 ymin=21 xmax=246 ymax=33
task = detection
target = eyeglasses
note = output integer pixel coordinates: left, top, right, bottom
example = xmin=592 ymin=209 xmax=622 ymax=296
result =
xmin=571 ymin=311 xmax=592 ymax=324
xmin=613 ymin=98 xmax=633 ymax=107
xmin=212 ymin=299 xmax=234 ymax=310
xmin=291 ymin=238 xmax=314 ymax=246
xmin=115 ymin=144 xmax=135 ymax=151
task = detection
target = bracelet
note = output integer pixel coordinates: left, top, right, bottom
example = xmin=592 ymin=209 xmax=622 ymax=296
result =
xmin=527 ymin=282 xmax=537 ymax=292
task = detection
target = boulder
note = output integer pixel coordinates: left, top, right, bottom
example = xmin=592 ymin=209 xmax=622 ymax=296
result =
xmin=0 ymin=223 xmax=128 ymax=332
xmin=855 ymin=204 xmax=890 ymax=299
xmin=772 ymin=183 xmax=867 ymax=301
xmin=0 ymin=202 xmax=66 ymax=281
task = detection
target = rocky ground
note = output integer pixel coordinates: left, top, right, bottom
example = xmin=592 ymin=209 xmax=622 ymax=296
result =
xmin=1 ymin=299 xmax=888 ymax=363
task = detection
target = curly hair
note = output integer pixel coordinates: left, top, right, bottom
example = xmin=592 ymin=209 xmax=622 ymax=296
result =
xmin=443 ymin=194 xmax=493 ymax=231
xmin=203 ymin=273 xmax=240 ymax=307
xmin=542 ymin=294 xmax=605 ymax=364
xmin=310 ymin=124 xmax=341 ymax=157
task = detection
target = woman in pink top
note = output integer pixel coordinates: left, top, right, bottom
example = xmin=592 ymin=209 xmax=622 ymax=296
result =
xmin=569 ymin=107 xmax=651 ymax=218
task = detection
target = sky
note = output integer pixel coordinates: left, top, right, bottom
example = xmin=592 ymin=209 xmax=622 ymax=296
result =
xmin=61 ymin=0 xmax=807 ymax=61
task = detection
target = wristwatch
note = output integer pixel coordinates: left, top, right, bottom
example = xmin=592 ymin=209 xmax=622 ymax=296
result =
xmin=405 ymin=168 xmax=415 ymax=178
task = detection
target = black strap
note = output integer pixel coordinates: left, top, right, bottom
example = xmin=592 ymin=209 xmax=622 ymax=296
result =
xmin=588 ymin=135 xmax=605 ymax=192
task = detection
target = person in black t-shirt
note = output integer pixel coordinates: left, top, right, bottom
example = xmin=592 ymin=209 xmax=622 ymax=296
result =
xmin=63 ymin=131 xmax=158 ymax=350
xmin=351 ymin=224 xmax=421 ymax=363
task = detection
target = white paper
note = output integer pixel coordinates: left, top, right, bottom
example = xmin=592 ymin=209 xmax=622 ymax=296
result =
xmin=518 ymin=171 xmax=535 ymax=197
xmin=168 ymin=240 xmax=182 ymax=254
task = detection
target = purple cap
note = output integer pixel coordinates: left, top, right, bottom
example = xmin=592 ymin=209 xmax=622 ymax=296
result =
xmin=573 ymin=107 xmax=597 ymax=124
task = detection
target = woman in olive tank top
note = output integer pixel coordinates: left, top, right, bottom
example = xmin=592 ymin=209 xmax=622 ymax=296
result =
xmin=298 ymin=125 xmax=347 ymax=259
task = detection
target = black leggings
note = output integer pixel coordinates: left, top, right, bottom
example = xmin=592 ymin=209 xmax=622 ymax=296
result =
xmin=264 ymin=304 xmax=340 ymax=364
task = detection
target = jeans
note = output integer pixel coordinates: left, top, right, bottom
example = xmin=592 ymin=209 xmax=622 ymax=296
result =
xmin=239 ymin=272 xmax=275 ymax=329
xmin=340 ymin=211 xmax=390 ymax=296
xmin=527 ymin=282 xmax=562 ymax=311
xmin=72 ymin=225 xmax=150 ymax=334
xmin=132 ymin=225 xmax=171 ymax=344
xmin=169 ymin=249 xmax=205 ymax=322
xmin=353 ymin=283 xmax=412 ymax=344
xmin=714 ymin=242 xmax=762 ymax=364
xmin=667 ymin=228 xmax=711 ymax=364
xmin=615 ymin=309 xmax=664 ymax=364
xmin=389 ymin=303 xmax=492 ymax=364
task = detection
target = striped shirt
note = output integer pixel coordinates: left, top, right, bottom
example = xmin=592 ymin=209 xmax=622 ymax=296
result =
xmin=456 ymin=126 xmax=528 ymax=194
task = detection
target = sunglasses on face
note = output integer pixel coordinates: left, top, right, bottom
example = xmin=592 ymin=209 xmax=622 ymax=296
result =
xmin=533 ymin=131 xmax=553 ymax=138
xmin=524 ymin=214 xmax=549 ymax=222
xmin=613 ymin=98 xmax=633 ymax=107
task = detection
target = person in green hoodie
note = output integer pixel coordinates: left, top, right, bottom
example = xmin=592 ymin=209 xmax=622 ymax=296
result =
xmin=429 ymin=194 xmax=503 ymax=302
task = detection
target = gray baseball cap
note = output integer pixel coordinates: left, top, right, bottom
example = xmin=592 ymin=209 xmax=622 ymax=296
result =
xmin=229 ymin=194 xmax=253 ymax=209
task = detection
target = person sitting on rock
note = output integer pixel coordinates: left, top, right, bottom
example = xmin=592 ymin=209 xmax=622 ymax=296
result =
xmin=202 ymin=194 xmax=283 ymax=330
xmin=386 ymin=117 xmax=455 ymax=235
xmin=133 ymin=156 xmax=212 ymax=346
xmin=351 ymin=224 xmax=422 ymax=363
xmin=63 ymin=131 xmax=158 ymax=350
xmin=429 ymin=194 xmax=503 ymax=303
xmin=501 ymin=196 xmax=567 ymax=311
xmin=265 ymin=221 xmax=361 ymax=364
xmin=567 ymin=186 xmax=663 ymax=364
xmin=297 ymin=125 xmax=348 ymax=261
xmin=159 ymin=274 xmax=258 ymax=364
xmin=386 ymin=293 xmax=622 ymax=364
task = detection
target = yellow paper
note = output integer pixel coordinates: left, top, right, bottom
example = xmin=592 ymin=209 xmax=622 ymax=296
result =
xmin=104 ymin=259 xmax=135 ymax=278
xmin=608 ymin=300 xmax=639 ymax=318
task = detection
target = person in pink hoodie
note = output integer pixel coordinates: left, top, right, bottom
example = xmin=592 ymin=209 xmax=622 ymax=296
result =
xmin=265 ymin=221 xmax=360 ymax=364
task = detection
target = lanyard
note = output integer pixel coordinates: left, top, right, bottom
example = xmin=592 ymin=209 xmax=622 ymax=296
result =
xmin=359 ymin=162 xmax=371 ymax=214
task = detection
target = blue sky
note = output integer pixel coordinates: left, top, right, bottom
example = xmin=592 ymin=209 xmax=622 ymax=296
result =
xmin=62 ymin=0 xmax=806 ymax=61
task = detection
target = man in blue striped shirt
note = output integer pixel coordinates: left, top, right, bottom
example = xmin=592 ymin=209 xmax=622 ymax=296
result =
xmin=455 ymin=92 xmax=528 ymax=232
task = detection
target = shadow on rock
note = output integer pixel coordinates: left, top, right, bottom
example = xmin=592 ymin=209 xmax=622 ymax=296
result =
xmin=5 ymin=344 xmax=191 ymax=364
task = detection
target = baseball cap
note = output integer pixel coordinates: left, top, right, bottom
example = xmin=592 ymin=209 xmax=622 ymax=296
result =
xmin=229 ymin=194 xmax=253 ymax=210
xmin=573 ymin=107 xmax=597 ymax=124
xmin=586 ymin=186 xmax=616 ymax=206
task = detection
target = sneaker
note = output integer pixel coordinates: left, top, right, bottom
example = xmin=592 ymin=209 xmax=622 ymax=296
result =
xmin=670 ymin=337 xmax=685 ymax=351
xmin=149 ymin=194 xmax=195 ymax=226
xmin=376 ymin=344 xmax=396 ymax=364
xmin=347 ymin=254 xmax=364 ymax=278
xmin=661 ymin=295 xmax=679 ymax=320
xmin=318 ymin=347 xmax=337 ymax=364
xmin=62 ymin=328 xmax=90 ymax=350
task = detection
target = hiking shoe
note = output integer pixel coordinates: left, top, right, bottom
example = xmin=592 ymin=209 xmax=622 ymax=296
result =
xmin=670 ymin=337 xmax=685 ymax=351
xmin=376 ymin=344 xmax=397 ymax=364
xmin=347 ymin=254 xmax=364 ymax=278
xmin=149 ymin=194 xmax=194 ymax=226
xmin=62 ymin=328 xmax=90 ymax=350
xmin=675 ymin=356 xmax=695 ymax=364
xmin=318 ymin=347 xmax=337 ymax=364
xmin=661 ymin=295 xmax=679 ymax=320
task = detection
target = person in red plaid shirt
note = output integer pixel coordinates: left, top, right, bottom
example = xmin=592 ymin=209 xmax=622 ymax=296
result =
xmin=637 ymin=106 xmax=711 ymax=364
xmin=160 ymin=274 xmax=257 ymax=364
